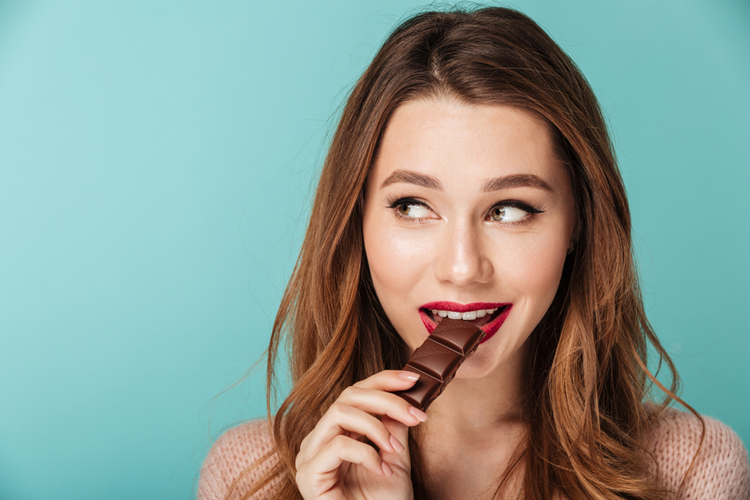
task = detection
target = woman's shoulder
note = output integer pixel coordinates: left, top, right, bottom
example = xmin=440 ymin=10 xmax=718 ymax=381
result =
xmin=197 ymin=419 xmax=281 ymax=500
xmin=644 ymin=407 xmax=750 ymax=499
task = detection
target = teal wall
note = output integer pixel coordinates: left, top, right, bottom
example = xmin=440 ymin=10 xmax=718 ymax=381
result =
xmin=0 ymin=1 xmax=748 ymax=498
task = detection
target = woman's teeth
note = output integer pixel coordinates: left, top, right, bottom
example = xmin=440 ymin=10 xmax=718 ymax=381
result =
xmin=430 ymin=308 xmax=497 ymax=321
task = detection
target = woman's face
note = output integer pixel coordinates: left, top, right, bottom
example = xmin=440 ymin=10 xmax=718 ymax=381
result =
xmin=362 ymin=98 xmax=576 ymax=378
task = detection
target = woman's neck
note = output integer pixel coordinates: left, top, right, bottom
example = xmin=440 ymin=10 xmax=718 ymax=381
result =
xmin=424 ymin=341 xmax=528 ymax=436
xmin=412 ymin=341 xmax=529 ymax=499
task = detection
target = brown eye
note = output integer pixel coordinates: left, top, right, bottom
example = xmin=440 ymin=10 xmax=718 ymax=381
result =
xmin=490 ymin=205 xmax=527 ymax=222
xmin=393 ymin=200 xmax=431 ymax=219
xmin=490 ymin=206 xmax=505 ymax=221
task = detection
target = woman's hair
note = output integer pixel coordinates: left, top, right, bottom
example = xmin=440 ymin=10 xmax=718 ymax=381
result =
xmin=228 ymin=6 xmax=699 ymax=500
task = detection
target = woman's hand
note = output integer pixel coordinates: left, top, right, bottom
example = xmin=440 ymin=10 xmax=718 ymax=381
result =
xmin=295 ymin=370 xmax=428 ymax=500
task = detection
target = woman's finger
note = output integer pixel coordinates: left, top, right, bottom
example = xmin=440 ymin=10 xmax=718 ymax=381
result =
xmin=353 ymin=369 xmax=421 ymax=391
xmin=338 ymin=384 xmax=428 ymax=426
xmin=297 ymin=402 xmax=395 ymax=466
xmin=380 ymin=415 xmax=411 ymax=472
xmin=295 ymin=369 xmax=424 ymax=494
xmin=298 ymin=372 xmax=426 ymax=466
xmin=296 ymin=434 xmax=388 ymax=495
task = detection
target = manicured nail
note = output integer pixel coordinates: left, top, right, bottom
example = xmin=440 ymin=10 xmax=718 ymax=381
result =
xmin=389 ymin=434 xmax=405 ymax=453
xmin=408 ymin=406 xmax=428 ymax=422
xmin=381 ymin=461 xmax=393 ymax=476
xmin=398 ymin=371 xmax=419 ymax=382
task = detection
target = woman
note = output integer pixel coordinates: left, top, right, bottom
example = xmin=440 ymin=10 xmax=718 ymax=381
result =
xmin=198 ymin=7 xmax=749 ymax=500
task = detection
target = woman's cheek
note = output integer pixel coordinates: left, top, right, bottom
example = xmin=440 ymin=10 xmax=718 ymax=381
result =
xmin=385 ymin=228 xmax=433 ymax=260
xmin=366 ymin=225 xmax=432 ymax=297
xmin=499 ymin=231 xmax=569 ymax=303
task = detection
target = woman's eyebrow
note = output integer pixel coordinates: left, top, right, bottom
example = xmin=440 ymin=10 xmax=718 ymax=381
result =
xmin=380 ymin=170 xmax=443 ymax=190
xmin=380 ymin=170 xmax=553 ymax=193
xmin=482 ymin=174 xmax=553 ymax=192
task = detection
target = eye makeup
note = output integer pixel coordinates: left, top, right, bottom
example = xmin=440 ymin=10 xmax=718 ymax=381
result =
xmin=385 ymin=195 xmax=544 ymax=227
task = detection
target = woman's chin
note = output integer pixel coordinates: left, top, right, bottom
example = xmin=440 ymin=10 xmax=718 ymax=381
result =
xmin=453 ymin=353 xmax=502 ymax=379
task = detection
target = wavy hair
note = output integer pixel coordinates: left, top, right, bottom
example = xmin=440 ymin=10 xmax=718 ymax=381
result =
xmin=227 ymin=6 xmax=700 ymax=500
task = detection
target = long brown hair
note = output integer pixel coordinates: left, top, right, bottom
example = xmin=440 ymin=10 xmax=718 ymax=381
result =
xmin=228 ymin=7 xmax=700 ymax=499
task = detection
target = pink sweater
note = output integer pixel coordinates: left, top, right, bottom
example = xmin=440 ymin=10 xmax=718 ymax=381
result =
xmin=197 ymin=409 xmax=750 ymax=499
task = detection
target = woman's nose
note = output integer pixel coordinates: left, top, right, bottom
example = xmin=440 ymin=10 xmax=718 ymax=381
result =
xmin=433 ymin=220 xmax=494 ymax=287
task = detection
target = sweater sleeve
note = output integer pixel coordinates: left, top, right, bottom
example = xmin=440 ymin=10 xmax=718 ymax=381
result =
xmin=647 ymin=409 xmax=750 ymax=499
xmin=197 ymin=420 xmax=282 ymax=500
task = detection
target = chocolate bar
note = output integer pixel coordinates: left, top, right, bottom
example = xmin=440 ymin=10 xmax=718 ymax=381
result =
xmin=394 ymin=318 xmax=485 ymax=411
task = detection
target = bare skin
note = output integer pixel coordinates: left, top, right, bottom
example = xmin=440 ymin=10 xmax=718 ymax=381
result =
xmin=296 ymin=98 xmax=576 ymax=499
xmin=295 ymin=370 xmax=423 ymax=500
xmin=418 ymin=342 xmax=529 ymax=499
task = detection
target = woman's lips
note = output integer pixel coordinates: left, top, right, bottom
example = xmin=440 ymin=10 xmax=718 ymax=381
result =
xmin=418 ymin=302 xmax=513 ymax=343
xmin=421 ymin=301 xmax=506 ymax=313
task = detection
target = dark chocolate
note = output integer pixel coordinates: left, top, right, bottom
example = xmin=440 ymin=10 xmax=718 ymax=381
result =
xmin=393 ymin=318 xmax=484 ymax=411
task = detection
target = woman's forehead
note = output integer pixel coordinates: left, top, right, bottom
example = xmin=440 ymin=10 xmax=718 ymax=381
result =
xmin=369 ymin=98 xmax=568 ymax=191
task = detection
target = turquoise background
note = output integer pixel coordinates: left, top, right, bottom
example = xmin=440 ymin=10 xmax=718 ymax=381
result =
xmin=0 ymin=1 xmax=748 ymax=498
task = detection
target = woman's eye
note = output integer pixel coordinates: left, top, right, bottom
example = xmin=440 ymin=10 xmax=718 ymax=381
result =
xmin=489 ymin=205 xmax=528 ymax=223
xmin=396 ymin=202 xmax=432 ymax=219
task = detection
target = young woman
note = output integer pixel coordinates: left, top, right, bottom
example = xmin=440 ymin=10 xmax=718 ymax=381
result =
xmin=198 ymin=7 xmax=750 ymax=500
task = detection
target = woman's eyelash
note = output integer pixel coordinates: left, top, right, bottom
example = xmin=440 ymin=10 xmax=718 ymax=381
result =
xmin=385 ymin=196 xmax=545 ymax=225
xmin=487 ymin=200 xmax=544 ymax=227
xmin=385 ymin=197 xmax=433 ymax=223
xmin=386 ymin=196 xmax=425 ymax=210
xmin=493 ymin=200 xmax=544 ymax=214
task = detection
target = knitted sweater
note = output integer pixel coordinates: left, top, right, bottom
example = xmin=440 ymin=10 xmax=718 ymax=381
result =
xmin=197 ymin=409 xmax=750 ymax=499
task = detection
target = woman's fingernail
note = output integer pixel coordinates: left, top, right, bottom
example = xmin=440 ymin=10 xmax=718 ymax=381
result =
xmin=398 ymin=371 xmax=419 ymax=381
xmin=389 ymin=434 xmax=405 ymax=453
xmin=408 ymin=406 xmax=428 ymax=422
xmin=381 ymin=461 xmax=393 ymax=476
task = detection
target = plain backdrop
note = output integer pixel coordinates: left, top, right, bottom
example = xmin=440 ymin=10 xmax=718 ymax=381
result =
xmin=0 ymin=1 xmax=748 ymax=499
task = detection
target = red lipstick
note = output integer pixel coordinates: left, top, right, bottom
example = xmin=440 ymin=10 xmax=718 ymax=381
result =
xmin=418 ymin=301 xmax=512 ymax=343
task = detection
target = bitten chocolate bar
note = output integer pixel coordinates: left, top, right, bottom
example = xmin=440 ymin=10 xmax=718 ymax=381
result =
xmin=394 ymin=318 xmax=485 ymax=411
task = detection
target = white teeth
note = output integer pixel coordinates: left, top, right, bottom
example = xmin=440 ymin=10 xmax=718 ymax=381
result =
xmin=429 ymin=307 xmax=502 ymax=320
